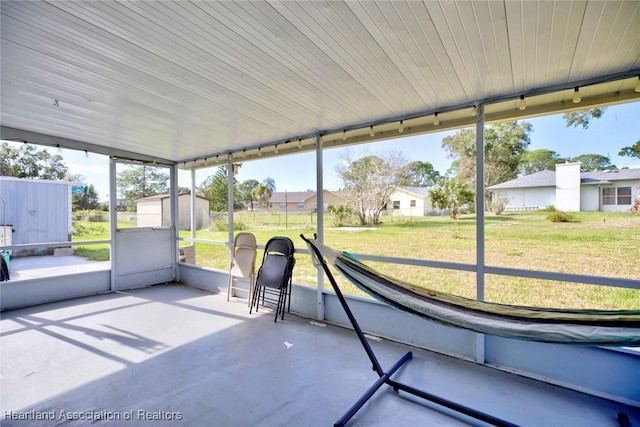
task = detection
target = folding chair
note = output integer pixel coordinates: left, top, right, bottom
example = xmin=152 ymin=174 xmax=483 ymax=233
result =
xmin=250 ymin=236 xmax=295 ymax=322
xmin=227 ymin=232 xmax=257 ymax=306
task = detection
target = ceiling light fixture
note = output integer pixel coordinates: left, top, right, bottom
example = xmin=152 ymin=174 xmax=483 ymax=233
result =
xmin=84 ymin=150 xmax=89 ymax=158
xmin=433 ymin=112 xmax=440 ymax=126
xmin=519 ymin=95 xmax=527 ymax=111
xmin=471 ymin=105 xmax=477 ymax=116
xmin=274 ymin=144 xmax=279 ymax=154
xmin=56 ymin=144 xmax=62 ymax=153
xmin=369 ymin=125 xmax=375 ymax=137
xmin=342 ymin=130 xmax=347 ymax=141
xmin=257 ymin=148 xmax=262 ymax=157
xmin=572 ymin=87 xmax=581 ymax=104
xmin=635 ymin=76 xmax=640 ymax=93
xmin=398 ymin=120 xmax=404 ymax=133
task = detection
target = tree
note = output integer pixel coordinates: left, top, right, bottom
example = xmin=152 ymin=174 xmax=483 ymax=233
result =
xmin=0 ymin=142 xmax=69 ymax=180
xmin=398 ymin=160 xmax=441 ymax=187
xmin=116 ymin=165 xmax=169 ymax=211
xmin=197 ymin=166 xmax=244 ymax=212
xmin=328 ymin=204 xmax=353 ymax=227
xmin=442 ymin=121 xmax=532 ymax=188
xmin=252 ymin=178 xmax=276 ymax=209
xmin=570 ymin=154 xmax=616 ymax=171
xmin=519 ymin=149 xmax=564 ymax=175
xmin=238 ymin=179 xmax=260 ymax=211
xmin=563 ymin=107 xmax=607 ymax=129
xmin=336 ymin=151 xmax=406 ymax=225
xmin=429 ymin=177 xmax=474 ymax=219
xmin=198 ymin=166 xmax=228 ymax=212
xmin=618 ymin=140 xmax=640 ymax=160
xmin=72 ymin=184 xmax=100 ymax=210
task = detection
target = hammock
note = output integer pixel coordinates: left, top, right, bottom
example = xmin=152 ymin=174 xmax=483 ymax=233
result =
xmin=303 ymin=237 xmax=640 ymax=346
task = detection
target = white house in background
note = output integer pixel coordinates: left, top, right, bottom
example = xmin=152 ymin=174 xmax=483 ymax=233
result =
xmin=486 ymin=162 xmax=640 ymax=212
xmin=136 ymin=193 xmax=210 ymax=230
xmin=268 ymin=190 xmax=346 ymax=213
xmin=384 ymin=186 xmax=442 ymax=217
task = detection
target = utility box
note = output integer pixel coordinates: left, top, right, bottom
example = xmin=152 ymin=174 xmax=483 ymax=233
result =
xmin=0 ymin=224 xmax=12 ymax=247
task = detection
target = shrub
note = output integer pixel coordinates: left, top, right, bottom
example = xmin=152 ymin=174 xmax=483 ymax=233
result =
xmin=214 ymin=221 xmax=246 ymax=231
xmin=72 ymin=221 xmax=107 ymax=237
xmin=88 ymin=213 xmax=106 ymax=222
xmin=328 ymin=204 xmax=354 ymax=227
xmin=490 ymin=198 xmax=508 ymax=215
xmin=542 ymin=205 xmax=557 ymax=212
xmin=546 ymin=211 xmax=573 ymax=223
xmin=72 ymin=222 xmax=91 ymax=237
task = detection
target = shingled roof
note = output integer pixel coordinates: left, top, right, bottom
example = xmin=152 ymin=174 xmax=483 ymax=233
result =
xmin=486 ymin=168 xmax=640 ymax=190
xmin=268 ymin=191 xmax=315 ymax=203
xmin=395 ymin=186 xmax=431 ymax=197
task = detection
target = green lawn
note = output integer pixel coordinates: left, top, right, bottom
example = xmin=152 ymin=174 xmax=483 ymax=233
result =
xmin=71 ymin=210 xmax=640 ymax=310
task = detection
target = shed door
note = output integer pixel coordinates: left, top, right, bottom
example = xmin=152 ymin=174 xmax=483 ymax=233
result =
xmin=114 ymin=227 xmax=173 ymax=290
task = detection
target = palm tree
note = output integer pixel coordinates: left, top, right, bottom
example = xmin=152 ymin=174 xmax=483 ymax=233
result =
xmin=251 ymin=177 xmax=276 ymax=209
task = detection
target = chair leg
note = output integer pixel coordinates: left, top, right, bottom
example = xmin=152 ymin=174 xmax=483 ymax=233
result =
xmin=274 ymin=293 xmax=279 ymax=322
xmin=280 ymin=287 xmax=286 ymax=321
xmin=247 ymin=275 xmax=255 ymax=308
xmin=249 ymin=283 xmax=260 ymax=314
xmin=227 ymin=274 xmax=233 ymax=302
xmin=287 ymin=277 xmax=292 ymax=313
xmin=275 ymin=287 xmax=286 ymax=322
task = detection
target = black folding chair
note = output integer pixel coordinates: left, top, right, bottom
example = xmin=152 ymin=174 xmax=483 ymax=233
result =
xmin=250 ymin=236 xmax=295 ymax=322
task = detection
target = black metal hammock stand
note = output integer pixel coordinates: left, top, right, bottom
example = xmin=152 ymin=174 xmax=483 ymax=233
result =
xmin=300 ymin=234 xmax=639 ymax=427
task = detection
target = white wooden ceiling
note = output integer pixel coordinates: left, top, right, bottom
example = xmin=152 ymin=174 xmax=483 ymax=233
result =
xmin=1 ymin=1 xmax=639 ymax=166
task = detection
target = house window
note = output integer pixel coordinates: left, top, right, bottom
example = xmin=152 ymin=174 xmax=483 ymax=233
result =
xmin=602 ymin=188 xmax=615 ymax=205
xmin=297 ymin=202 xmax=305 ymax=208
xmin=617 ymin=187 xmax=632 ymax=205
xmin=279 ymin=202 xmax=286 ymax=208
xmin=410 ymin=200 xmax=416 ymax=207
xmin=393 ymin=200 xmax=400 ymax=209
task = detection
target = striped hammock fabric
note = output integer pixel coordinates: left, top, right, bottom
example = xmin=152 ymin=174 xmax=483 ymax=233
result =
xmin=303 ymin=237 xmax=640 ymax=346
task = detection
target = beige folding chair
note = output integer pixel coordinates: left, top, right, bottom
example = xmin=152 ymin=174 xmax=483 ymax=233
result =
xmin=227 ymin=232 xmax=257 ymax=306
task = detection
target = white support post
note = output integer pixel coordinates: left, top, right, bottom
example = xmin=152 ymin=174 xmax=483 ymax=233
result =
xmin=170 ymin=164 xmax=178 ymax=281
xmin=475 ymin=105 xmax=486 ymax=364
xmin=190 ymin=168 xmax=196 ymax=241
xmin=315 ymin=135 xmax=325 ymax=321
xmin=227 ymin=155 xmax=234 ymax=260
xmin=109 ymin=158 xmax=118 ymax=291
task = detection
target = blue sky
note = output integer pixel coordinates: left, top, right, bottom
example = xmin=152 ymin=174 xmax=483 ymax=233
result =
xmin=4 ymin=101 xmax=639 ymax=199
xmin=233 ymin=101 xmax=640 ymax=192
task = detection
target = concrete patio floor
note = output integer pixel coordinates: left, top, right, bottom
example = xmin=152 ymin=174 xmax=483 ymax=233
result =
xmin=3 ymin=254 xmax=110 ymax=281
xmin=1 ymin=284 xmax=638 ymax=427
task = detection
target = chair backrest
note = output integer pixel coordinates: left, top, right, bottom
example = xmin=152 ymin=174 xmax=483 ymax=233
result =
xmin=229 ymin=232 xmax=257 ymax=278
xmin=179 ymin=245 xmax=196 ymax=264
xmin=256 ymin=236 xmax=295 ymax=289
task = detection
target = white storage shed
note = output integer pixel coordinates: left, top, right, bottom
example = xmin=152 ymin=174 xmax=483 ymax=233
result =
xmin=0 ymin=177 xmax=76 ymax=256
